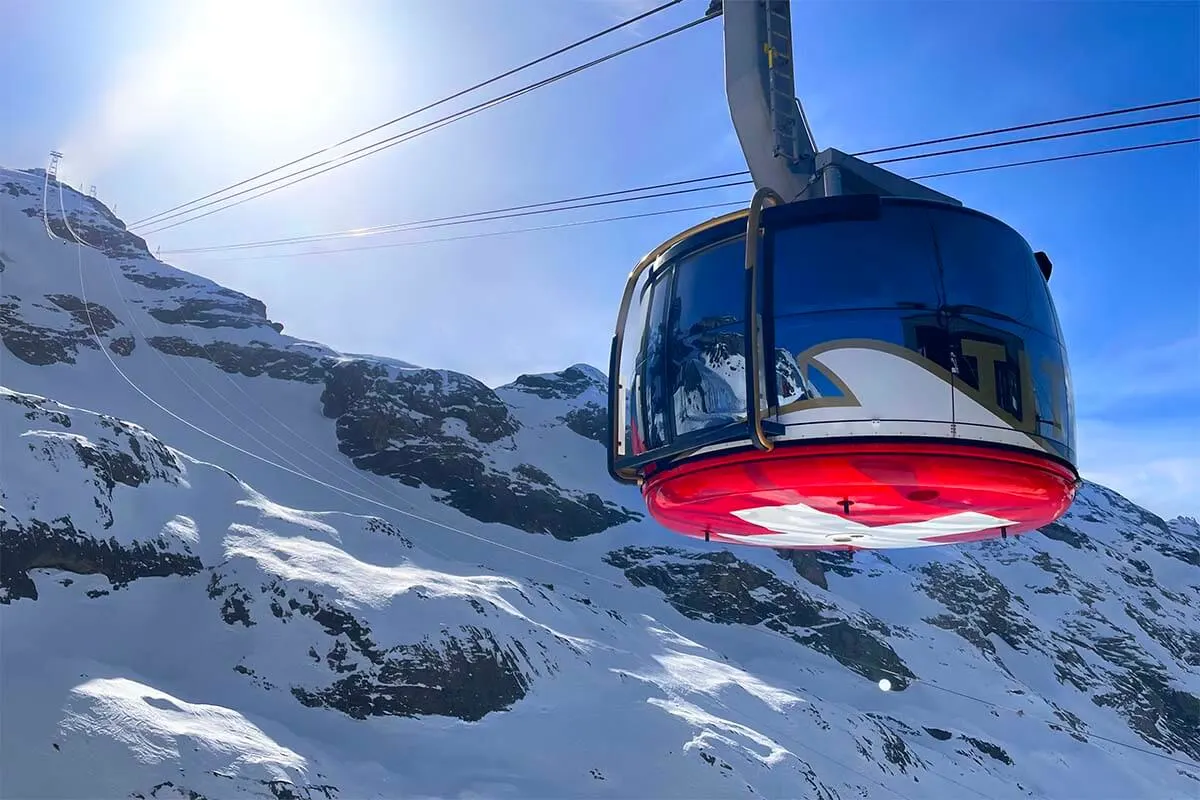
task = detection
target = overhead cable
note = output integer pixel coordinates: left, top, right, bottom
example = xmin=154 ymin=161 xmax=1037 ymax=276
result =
xmin=128 ymin=0 xmax=687 ymax=228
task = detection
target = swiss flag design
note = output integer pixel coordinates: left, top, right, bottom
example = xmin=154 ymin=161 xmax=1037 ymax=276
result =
xmin=643 ymin=442 xmax=1077 ymax=550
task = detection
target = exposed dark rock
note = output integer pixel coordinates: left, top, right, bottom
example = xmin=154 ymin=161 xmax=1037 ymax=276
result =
xmin=1171 ymin=516 xmax=1200 ymax=542
xmin=430 ymin=464 xmax=639 ymax=540
xmin=604 ymin=546 xmax=914 ymax=686
xmin=135 ymin=780 xmax=208 ymax=800
xmin=777 ymin=550 xmax=829 ymax=590
xmin=505 ymin=364 xmax=605 ymax=401
xmin=56 ymin=208 xmax=150 ymax=260
xmin=5 ymin=390 xmax=72 ymax=427
xmin=923 ymin=727 xmax=953 ymax=741
xmin=323 ymin=360 xmax=518 ymax=444
xmin=147 ymin=336 xmax=325 ymax=382
xmin=1027 ymin=550 xmax=1105 ymax=606
xmin=131 ymin=775 xmax=337 ymax=800
xmin=208 ymin=575 xmax=543 ymax=722
xmin=46 ymin=294 xmax=121 ymax=333
xmin=860 ymin=717 xmax=926 ymax=774
xmin=2 ymin=179 xmax=34 ymax=198
xmin=1124 ymin=602 xmax=1200 ymax=667
xmin=149 ymin=297 xmax=270 ymax=330
xmin=119 ymin=264 xmax=189 ymax=290
xmin=0 ymin=392 xmax=198 ymax=602
xmin=1073 ymin=484 xmax=1200 ymax=567
xmin=960 ymin=735 xmax=1014 ymax=766
xmin=0 ymin=516 xmax=202 ymax=603
xmin=363 ymin=516 xmax=413 ymax=547
xmin=109 ymin=336 xmax=136 ymax=356
xmin=291 ymin=628 xmax=534 ymax=722
xmin=1038 ymin=520 xmax=1093 ymax=550
xmin=1088 ymin=635 xmax=1200 ymax=761
xmin=562 ymin=402 xmax=606 ymax=444
xmin=1051 ymin=606 xmax=1200 ymax=760
xmin=208 ymin=573 xmax=255 ymax=627
xmin=0 ymin=298 xmax=99 ymax=365
xmin=11 ymin=393 xmax=183 ymax=516
xmin=919 ymin=560 xmax=1038 ymax=662
xmin=321 ymin=360 xmax=639 ymax=538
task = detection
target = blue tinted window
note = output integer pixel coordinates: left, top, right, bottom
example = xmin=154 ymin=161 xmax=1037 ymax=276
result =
xmin=770 ymin=204 xmax=943 ymax=317
xmin=933 ymin=210 xmax=1057 ymax=337
xmin=663 ymin=237 xmax=749 ymax=439
xmin=671 ymin=237 xmax=746 ymax=336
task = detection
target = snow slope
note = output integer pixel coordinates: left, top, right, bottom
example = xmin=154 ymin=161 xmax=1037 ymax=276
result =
xmin=2 ymin=166 xmax=1199 ymax=799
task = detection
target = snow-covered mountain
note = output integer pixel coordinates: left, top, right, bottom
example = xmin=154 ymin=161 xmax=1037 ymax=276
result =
xmin=2 ymin=165 xmax=1198 ymax=799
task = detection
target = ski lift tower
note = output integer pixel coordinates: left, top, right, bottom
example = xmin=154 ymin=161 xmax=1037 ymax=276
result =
xmin=47 ymin=151 xmax=63 ymax=183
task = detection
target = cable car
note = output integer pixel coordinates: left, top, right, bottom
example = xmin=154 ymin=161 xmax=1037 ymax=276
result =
xmin=605 ymin=0 xmax=1079 ymax=550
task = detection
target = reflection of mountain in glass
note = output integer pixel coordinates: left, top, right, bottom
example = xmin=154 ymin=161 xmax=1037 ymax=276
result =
xmin=669 ymin=328 xmax=839 ymax=437
xmin=644 ymin=322 xmax=669 ymax=448
xmin=774 ymin=348 xmax=821 ymax=406
xmin=672 ymin=329 xmax=746 ymax=435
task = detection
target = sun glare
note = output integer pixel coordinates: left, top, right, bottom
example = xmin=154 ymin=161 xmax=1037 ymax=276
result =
xmin=176 ymin=0 xmax=363 ymax=138
xmin=59 ymin=0 xmax=402 ymax=182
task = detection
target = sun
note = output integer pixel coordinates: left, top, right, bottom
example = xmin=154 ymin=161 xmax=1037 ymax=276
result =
xmin=174 ymin=0 xmax=363 ymax=137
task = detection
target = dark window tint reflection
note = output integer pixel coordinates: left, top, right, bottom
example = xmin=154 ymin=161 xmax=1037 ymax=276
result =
xmin=638 ymin=266 xmax=674 ymax=450
xmin=667 ymin=238 xmax=748 ymax=437
xmin=771 ymin=204 xmax=942 ymax=317
xmin=620 ymin=274 xmax=652 ymax=455
xmin=670 ymin=329 xmax=747 ymax=435
xmin=672 ymin=237 xmax=746 ymax=335
xmin=934 ymin=210 xmax=1057 ymax=337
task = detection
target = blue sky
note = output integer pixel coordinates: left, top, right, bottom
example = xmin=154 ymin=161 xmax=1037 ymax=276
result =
xmin=2 ymin=0 xmax=1197 ymax=518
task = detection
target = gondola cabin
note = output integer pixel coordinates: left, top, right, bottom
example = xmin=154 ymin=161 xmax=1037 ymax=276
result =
xmin=606 ymin=192 xmax=1079 ymax=550
xmin=605 ymin=0 xmax=1079 ymax=549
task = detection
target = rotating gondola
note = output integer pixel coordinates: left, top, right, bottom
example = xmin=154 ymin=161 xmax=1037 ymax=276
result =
xmin=605 ymin=0 xmax=1079 ymax=550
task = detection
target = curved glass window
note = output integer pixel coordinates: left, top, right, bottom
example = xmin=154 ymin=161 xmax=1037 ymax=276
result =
xmin=932 ymin=210 xmax=1058 ymax=338
xmin=671 ymin=237 xmax=746 ymax=335
xmin=665 ymin=237 xmax=748 ymax=438
xmin=638 ymin=264 xmax=674 ymax=451
xmin=612 ymin=198 xmax=1076 ymax=474
xmin=770 ymin=204 xmax=943 ymax=318
xmin=616 ymin=270 xmax=653 ymax=457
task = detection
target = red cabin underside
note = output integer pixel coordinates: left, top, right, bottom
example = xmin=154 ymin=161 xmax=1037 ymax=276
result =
xmin=642 ymin=441 xmax=1079 ymax=550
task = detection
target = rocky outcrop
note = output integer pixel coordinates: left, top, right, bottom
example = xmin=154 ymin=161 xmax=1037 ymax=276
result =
xmin=46 ymin=293 xmax=121 ymax=332
xmin=49 ymin=203 xmax=151 ymax=261
xmin=562 ymin=403 xmax=606 ymax=444
xmin=604 ymin=546 xmax=915 ymax=686
xmin=2 ymin=176 xmax=35 ymax=198
xmin=0 ymin=391 xmax=200 ymax=602
xmin=147 ymin=336 xmax=325 ymax=382
xmin=119 ymin=263 xmax=190 ymax=290
xmin=776 ymin=549 xmax=859 ymax=590
xmin=919 ymin=559 xmax=1040 ymax=662
xmin=322 ymin=360 xmax=519 ymax=446
xmin=0 ymin=516 xmax=203 ymax=603
xmin=149 ymin=296 xmax=272 ymax=331
xmin=291 ymin=624 xmax=536 ymax=722
xmin=0 ymin=295 xmax=124 ymax=365
xmin=506 ymin=364 xmax=606 ymax=401
xmin=321 ymin=360 xmax=639 ymax=538
xmin=206 ymin=571 xmax=550 ymax=722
